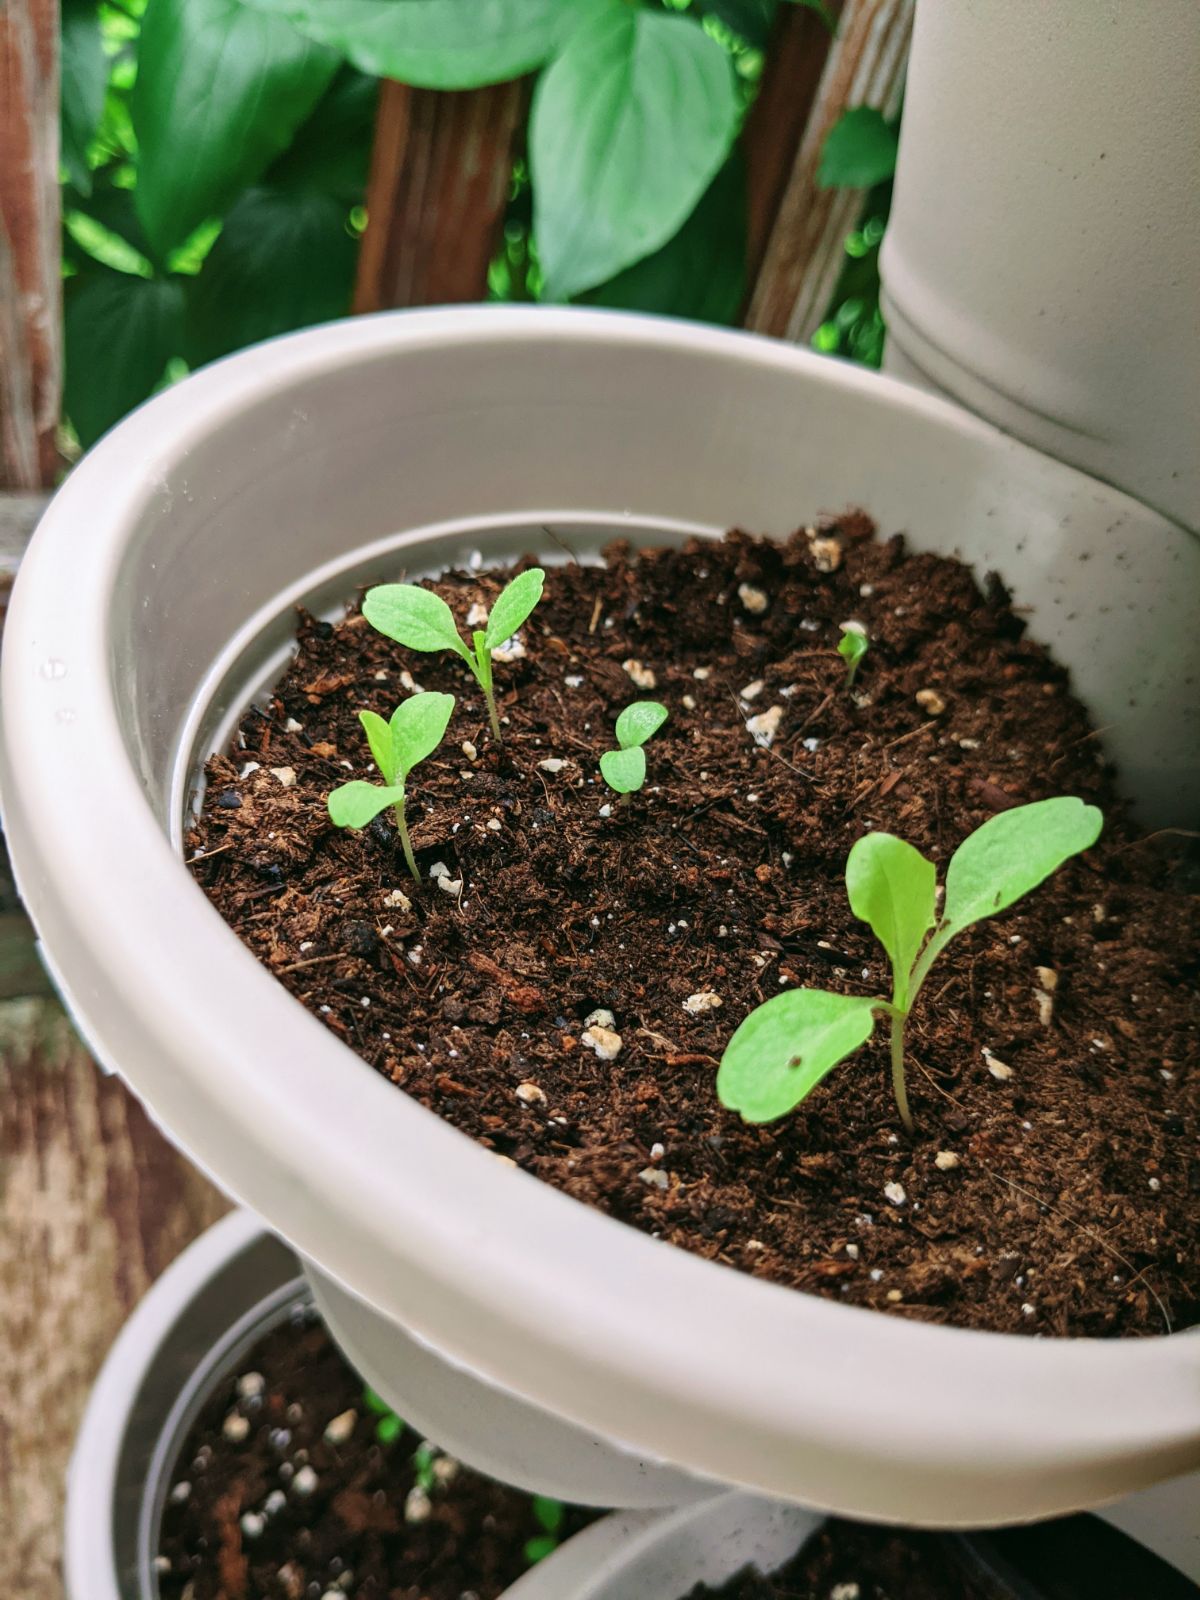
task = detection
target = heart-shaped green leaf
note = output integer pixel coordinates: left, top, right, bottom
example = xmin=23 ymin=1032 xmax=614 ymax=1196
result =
xmin=615 ymin=701 xmax=668 ymax=750
xmin=942 ymin=797 xmax=1103 ymax=937
xmin=717 ymin=989 xmax=879 ymax=1123
xmin=530 ymin=3 xmax=739 ymax=299
xmin=484 ymin=568 xmax=545 ymax=650
xmin=64 ymin=267 xmax=185 ymax=447
xmin=846 ymin=832 xmax=936 ymax=1006
xmin=240 ymin=0 xmax=594 ymax=89
xmin=183 ymin=186 xmax=357 ymax=367
xmin=328 ymin=780 xmax=406 ymax=830
xmin=61 ymin=0 xmax=109 ymax=195
xmin=362 ymin=584 xmax=468 ymax=658
xmin=600 ymin=746 xmax=646 ymax=795
xmin=390 ymin=691 xmax=455 ymax=777
xmin=133 ymin=0 xmax=338 ymax=256
xmin=818 ymin=106 xmax=899 ymax=190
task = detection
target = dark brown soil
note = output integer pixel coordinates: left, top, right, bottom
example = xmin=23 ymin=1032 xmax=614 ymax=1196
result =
xmin=679 ymin=1512 xmax=1200 ymax=1599
xmin=681 ymin=1519 xmax=985 ymax=1599
xmin=188 ymin=521 xmax=1199 ymax=1338
xmin=156 ymin=1308 xmax=595 ymax=1599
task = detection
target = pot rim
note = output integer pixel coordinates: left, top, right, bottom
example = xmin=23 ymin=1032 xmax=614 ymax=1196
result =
xmin=65 ymin=1211 xmax=275 ymax=1599
xmin=10 ymin=308 xmax=1199 ymax=1519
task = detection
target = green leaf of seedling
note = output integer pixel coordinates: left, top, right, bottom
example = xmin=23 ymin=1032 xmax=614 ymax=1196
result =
xmin=524 ymin=1534 xmax=559 ymax=1565
xmin=389 ymin=690 xmax=456 ymax=778
xmin=942 ymin=797 xmax=1103 ymax=938
xmin=412 ymin=1440 xmax=437 ymax=1492
xmin=362 ymin=584 xmax=469 ymax=659
xmin=362 ymin=1387 xmax=394 ymax=1416
xmin=615 ymin=701 xmax=668 ymax=750
xmin=327 ymin=780 xmax=407 ymax=830
xmin=846 ymin=833 xmax=936 ymax=1007
xmin=376 ymin=1411 xmax=404 ymax=1445
xmin=484 ymin=567 xmax=546 ymax=651
xmin=533 ymin=1496 xmax=565 ymax=1534
xmin=600 ymin=746 xmax=646 ymax=795
xmin=818 ymin=106 xmax=899 ymax=190
xmin=359 ymin=709 xmax=398 ymax=784
xmin=838 ymin=626 xmax=868 ymax=682
xmin=717 ymin=989 xmax=879 ymax=1122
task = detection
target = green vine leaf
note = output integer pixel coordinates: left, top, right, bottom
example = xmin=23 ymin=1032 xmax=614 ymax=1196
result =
xmin=61 ymin=0 xmax=109 ymax=195
xmin=240 ymin=0 xmax=596 ymax=89
xmin=530 ymin=3 xmax=740 ymax=300
xmin=818 ymin=106 xmax=899 ymax=190
xmin=65 ymin=267 xmax=185 ymax=447
xmin=133 ymin=0 xmax=338 ymax=255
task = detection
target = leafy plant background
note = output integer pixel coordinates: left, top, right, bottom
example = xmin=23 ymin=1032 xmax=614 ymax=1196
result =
xmin=61 ymin=0 xmax=899 ymax=450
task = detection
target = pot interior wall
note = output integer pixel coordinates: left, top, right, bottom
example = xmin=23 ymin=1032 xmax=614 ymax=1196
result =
xmin=98 ymin=319 xmax=1198 ymax=830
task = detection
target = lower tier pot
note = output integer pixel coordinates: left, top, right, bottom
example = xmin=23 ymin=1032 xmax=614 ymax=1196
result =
xmin=67 ymin=1213 xmax=1200 ymax=1598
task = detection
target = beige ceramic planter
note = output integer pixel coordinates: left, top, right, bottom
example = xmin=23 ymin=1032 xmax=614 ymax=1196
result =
xmin=881 ymin=0 xmax=1200 ymax=534
xmin=4 ymin=309 xmax=1198 ymax=1527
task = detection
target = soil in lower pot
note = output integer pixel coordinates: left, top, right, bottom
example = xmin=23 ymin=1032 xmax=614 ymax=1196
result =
xmin=681 ymin=1518 xmax=986 ymax=1600
xmin=187 ymin=520 xmax=1198 ymax=1338
xmin=157 ymin=1307 xmax=596 ymax=1599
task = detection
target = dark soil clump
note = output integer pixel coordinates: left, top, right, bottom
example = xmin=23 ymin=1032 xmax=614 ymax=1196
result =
xmin=157 ymin=1309 xmax=595 ymax=1599
xmin=188 ymin=521 xmax=1199 ymax=1338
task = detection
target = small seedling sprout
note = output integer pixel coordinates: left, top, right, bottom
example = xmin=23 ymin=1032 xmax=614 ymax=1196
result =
xmin=362 ymin=568 xmax=545 ymax=741
xmin=599 ymin=700 xmax=669 ymax=805
xmin=717 ymin=797 xmax=1102 ymax=1133
xmin=363 ymin=1385 xmax=405 ymax=1445
xmin=524 ymin=1495 xmax=566 ymax=1565
xmin=327 ymin=690 xmax=455 ymax=882
xmin=838 ymin=623 xmax=869 ymax=687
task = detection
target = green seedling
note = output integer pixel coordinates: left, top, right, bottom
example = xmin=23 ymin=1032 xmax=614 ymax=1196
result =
xmin=524 ymin=1495 xmax=566 ymax=1566
xmin=363 ymin=1385 xmax=406 ymax=1446
xmin=717 ymin=797 xmax=1102 ymax=1133
xmin=362 ymin=568 xmax=545 ymax=742
xmin=599 ymin=700 xmax=669 ymax=805
xmin=838 ymin=623 xmax=869 ymax=687
xmin=327 ymin=690 xmax=455 ymax=882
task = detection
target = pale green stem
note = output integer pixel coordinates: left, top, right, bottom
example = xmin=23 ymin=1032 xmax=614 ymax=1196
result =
xmin=617 ymin=790 xmax=632 ymax=808
xmin=889 ymin=1007 xmax=915 ymax=1135
xmin=472 ymin=637 xmax=503 ymax=743
xmin=392 ymin=796 xmax=420 ymax=883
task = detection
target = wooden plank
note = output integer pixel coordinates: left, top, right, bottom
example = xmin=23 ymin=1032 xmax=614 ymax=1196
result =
xmin=0 ymin=0 xmax=61 ymax=489
xmin=0 ymin=997 xmax=229 ymax=1597
xmin=744 ymin=0 xmax=913 ymax=343
xmin=741 ymin=0 xmax=843 ymax=290
xmin=354 ymin=77 xmax=529 ymax=312
xmin=0 ymin=488 xmax=48 ymax=575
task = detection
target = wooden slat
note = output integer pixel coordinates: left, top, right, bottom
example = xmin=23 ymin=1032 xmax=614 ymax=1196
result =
xmin=0 ymin=996 xmax=229 ymax=1597
xmin=741 ymin=0 xmax=843 ymax=290
xmin=0 ymin=0 xmax=61 ymax=489
xmin=354 ymin=77 xmax=528 ymax=312
xmin=744 ymin=0 xmax=913 ymax=343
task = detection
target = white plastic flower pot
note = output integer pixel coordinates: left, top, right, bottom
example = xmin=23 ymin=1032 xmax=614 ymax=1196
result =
xmin=4 ymin=309 xmax=1199 ymax=1527
xmin=881 ymin=0 xmax=1200 ymax=534
xmin=64 ymin=1210 xmax=1200 ymax=1597
xmin=64 ymin=1206 xmax=817 ymax=1599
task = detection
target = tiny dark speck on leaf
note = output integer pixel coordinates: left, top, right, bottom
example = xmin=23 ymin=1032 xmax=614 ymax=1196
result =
xmin=216 ymin=790 xmax=242 ymax=809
